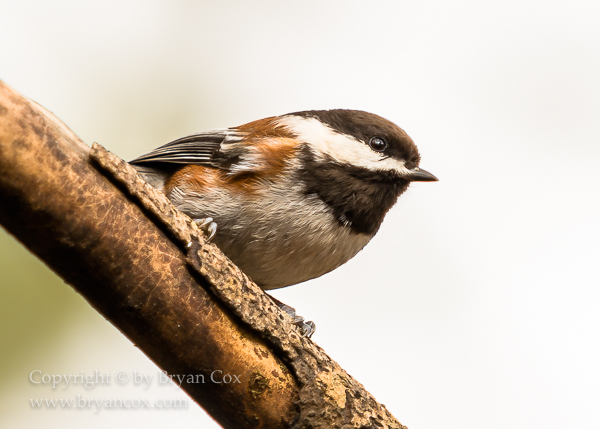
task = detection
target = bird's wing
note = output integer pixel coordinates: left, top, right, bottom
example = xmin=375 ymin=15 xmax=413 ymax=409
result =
xmin=130 ymin=129 xmax=247 ymax=167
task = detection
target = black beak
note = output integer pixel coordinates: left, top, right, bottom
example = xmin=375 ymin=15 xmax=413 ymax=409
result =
xmin=406 ymin=167 xmax=438 ymax=182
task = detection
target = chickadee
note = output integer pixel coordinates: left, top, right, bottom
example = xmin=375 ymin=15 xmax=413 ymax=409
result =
xmin=131 ymin=109 xmax=437 ymax=335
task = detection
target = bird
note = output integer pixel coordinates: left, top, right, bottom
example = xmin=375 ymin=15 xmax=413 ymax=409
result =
xmin=130 ymin=109 xmax=437 ymax=336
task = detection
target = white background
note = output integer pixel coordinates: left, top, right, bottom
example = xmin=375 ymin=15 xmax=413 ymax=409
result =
xmin=1 ymin=1 xmax=599 ymax=428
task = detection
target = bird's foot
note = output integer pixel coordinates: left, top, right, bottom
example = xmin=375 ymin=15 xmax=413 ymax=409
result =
xmin=269 ymin=296 xmax=316 ymax=338
xmin=193 ymin=217 xmax=217 ymax=241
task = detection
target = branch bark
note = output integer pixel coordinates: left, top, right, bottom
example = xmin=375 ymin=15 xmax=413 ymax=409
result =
xmin=0 ymin=80 xmax=407 ymax=429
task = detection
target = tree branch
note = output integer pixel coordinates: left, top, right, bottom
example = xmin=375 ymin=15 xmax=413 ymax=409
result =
xmin=0 ymin=80 xmax=407 ymax=429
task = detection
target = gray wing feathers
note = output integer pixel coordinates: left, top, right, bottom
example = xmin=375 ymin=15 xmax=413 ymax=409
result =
xmin=130 ymin=164 xmax=171 ymax=191
xmin=130 ymin=129 xmax=245 ymax=165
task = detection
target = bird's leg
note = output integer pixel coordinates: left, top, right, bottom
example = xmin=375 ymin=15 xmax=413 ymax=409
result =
xmin=268 ymin=295 xmax=316 ymax=338
xmin=189 ymin=219 xmax=315 ymax=337
xmin=193 ymin=217 xmax=218 ymax=241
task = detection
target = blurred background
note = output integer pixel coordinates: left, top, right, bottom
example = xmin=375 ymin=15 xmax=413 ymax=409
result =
xmin=1 ymin=1 xmax=599 ymax=428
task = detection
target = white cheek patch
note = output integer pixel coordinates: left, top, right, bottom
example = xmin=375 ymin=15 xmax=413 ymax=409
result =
xmin=277 ymin=116 xmax=410 ymax=174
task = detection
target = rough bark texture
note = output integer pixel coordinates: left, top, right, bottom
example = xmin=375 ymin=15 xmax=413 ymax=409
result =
xmin=0 ymin=79 xmax=407 ymax=429
xmin=0 ymin=81 xmax=298 ymax=428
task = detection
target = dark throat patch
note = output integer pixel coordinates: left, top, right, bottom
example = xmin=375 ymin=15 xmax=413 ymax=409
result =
xmin=299 ymin=147 xmax=410 ymax=235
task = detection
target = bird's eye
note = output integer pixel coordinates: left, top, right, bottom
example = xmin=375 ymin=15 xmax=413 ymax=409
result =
xmin=368 ymin=136 xmax=387 ymax=152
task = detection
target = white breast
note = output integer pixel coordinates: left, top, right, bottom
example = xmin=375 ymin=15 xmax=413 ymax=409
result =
xmin=168 ymin=175 xmax=372 ymax=289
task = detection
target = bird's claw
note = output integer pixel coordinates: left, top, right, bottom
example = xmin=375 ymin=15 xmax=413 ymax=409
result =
xmin=194 ymin=217 xmax=218 ymax=241
xmin=276 ymin=302 xmax=316 ymax=338
xmin=298 ymin=320 xmax=316 ymax=338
